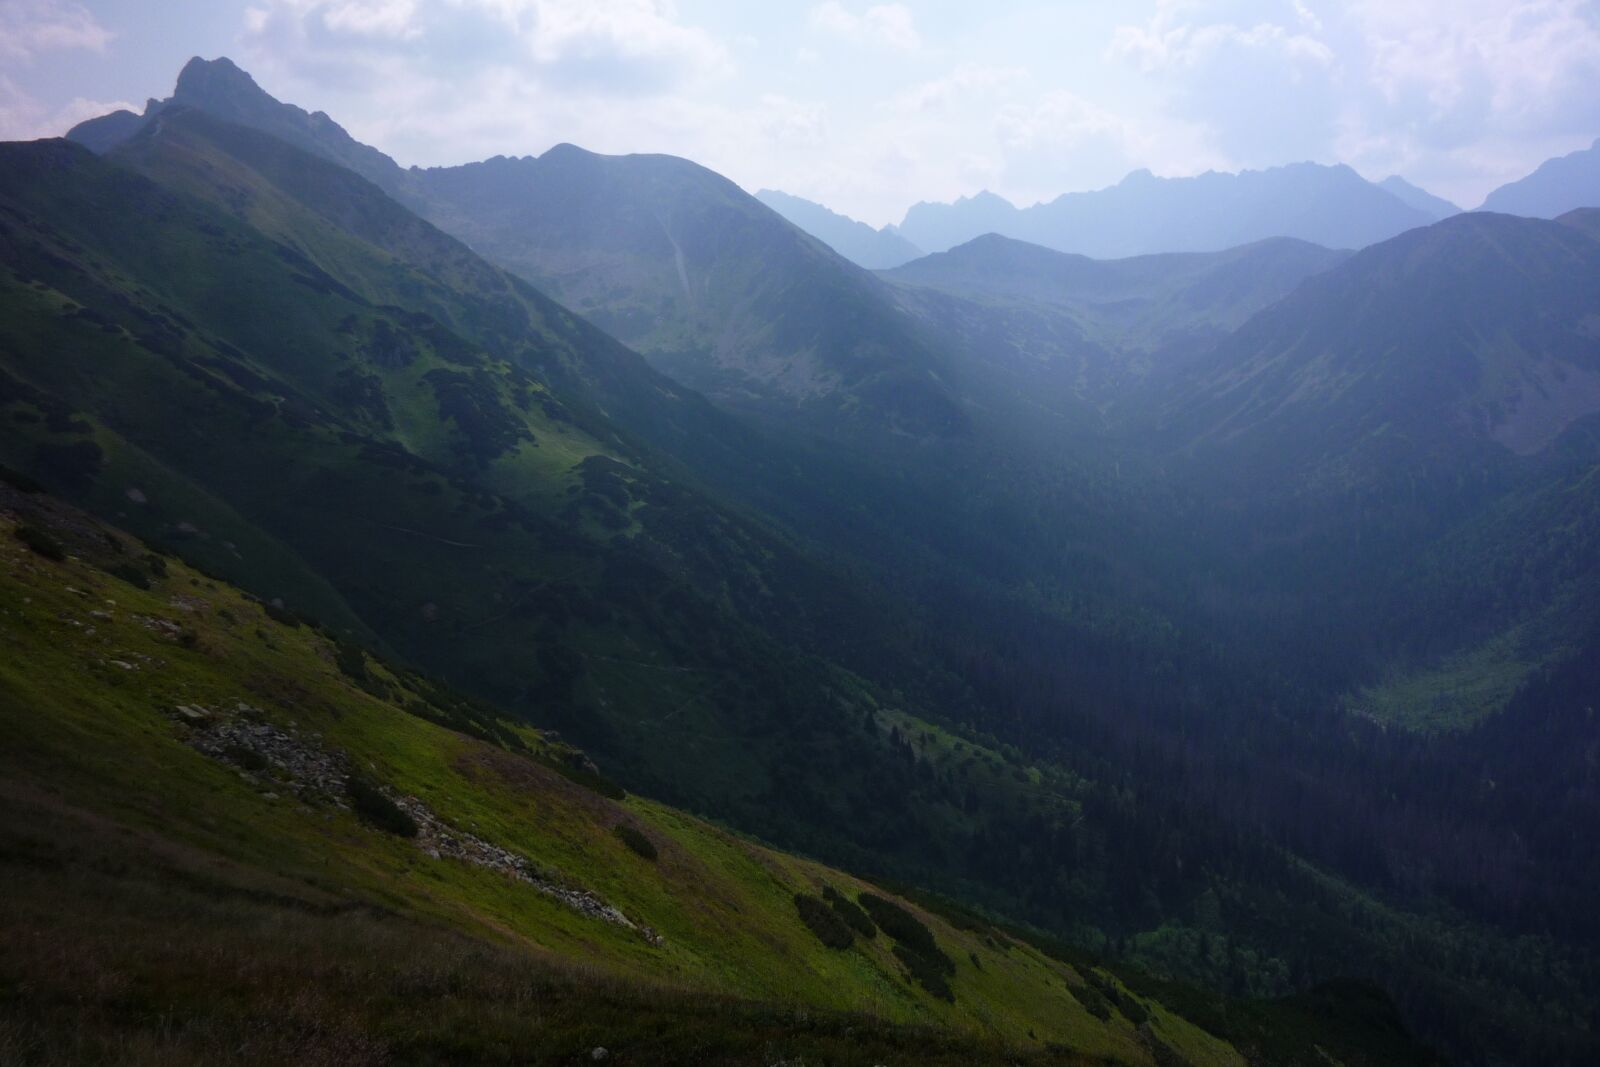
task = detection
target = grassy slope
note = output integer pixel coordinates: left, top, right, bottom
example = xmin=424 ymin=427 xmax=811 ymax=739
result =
xmin=0 ymin=490 xmax=1276 ymax=1067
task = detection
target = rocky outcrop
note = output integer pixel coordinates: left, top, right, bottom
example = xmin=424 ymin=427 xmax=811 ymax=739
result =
xmin=170 ymin=701 xmax=660 ymax=944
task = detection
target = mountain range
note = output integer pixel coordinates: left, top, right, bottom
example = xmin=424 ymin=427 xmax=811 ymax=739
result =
xmin=1480 ymin=137 xmax=1600 ymax=218
xmin=5 ymin=54 xmax=1596 ymax=1065
xmin=891 ymin=163 xmax=1443 ymax=257
xmin=757 ymin=188 xmax=925 ymax=269
xmin=766 ymin=145 xmax=1600 ymax=269
xmin=1378 ymin=175 xmax=1462 ymax=218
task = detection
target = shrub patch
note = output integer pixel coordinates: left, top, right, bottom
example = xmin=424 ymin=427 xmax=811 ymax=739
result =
xmin=794 ymin=893 xmax=853 ymax=950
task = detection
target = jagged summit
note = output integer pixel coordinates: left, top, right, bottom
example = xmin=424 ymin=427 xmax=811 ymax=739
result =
xmin=67 ymin=55 xmax=408 ymax=197
xmin=172 ymin=55 xmax=263 ymax=102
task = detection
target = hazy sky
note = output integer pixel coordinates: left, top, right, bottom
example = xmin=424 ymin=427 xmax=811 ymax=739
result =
xmin=3 ymin=0 xmax=1598 ymax=225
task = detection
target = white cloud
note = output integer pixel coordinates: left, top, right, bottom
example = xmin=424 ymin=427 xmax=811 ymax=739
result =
xmin=0 ymin=0 xmax=114 ymax=62
xmin=246 ymin=0 xmax=729 ymax=95
xmin=499 ymin=0 xmax=728 ymax=76
xmin=236 ymin=0 xmax=751 ymax=199
xmin=1353 ymin=1 xmax=1600 ymax=138
xmin=755 ymin=94 xmax=828 ymax=149
xmin=320 ymin=1 xmax=422 ymax=38
xmin=994 ymin=90 xmax=1136 ymax=151
xmin=1293 ymin=0 xmax=1323 ymax=33
xmin=890 ymin=64 xmax=1026 ymax=113
xmin=1109 ymin=4 xmax=1335 ymax=74
xmin=809 ymin=2 xmax=922 ymax=51
xmin=1108 ymin=0 xmax=1600 ymax=206
xmin=0 ymin=74 xmax=134 ymax=141
xmin=1110 ymin=3 xmax=1344 ymax=164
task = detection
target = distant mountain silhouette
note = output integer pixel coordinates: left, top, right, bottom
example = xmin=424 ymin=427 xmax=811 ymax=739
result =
xmin=756 ymin=190 xmax=923 ymax=269
xmin=896 ymin=164 xmax=1436 ymax=257
xmin=897 ymin=191 xmax=1022 ymax=257
xmin=889 ymin=232 xmax=1344 ymax=322
xmin=1479 ymin=138 xmax=1600 ymax=218
xmin=884 ymin=233 xmax=1348 ymax=421
xmin=63 ymin=109 xmax=144 ymax=154
xmin=1377 ymin=175 xmax=1460 ymax=219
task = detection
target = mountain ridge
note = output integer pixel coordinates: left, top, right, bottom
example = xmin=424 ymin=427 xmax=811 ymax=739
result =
xmin=756 ymin=188 xmax=924 ymax=269
xmin=896 ymin=163 xmax=1436 ymax=257
xmin=1479 ymin=136 xmax=1600 ymax=217
xmin=1377 ymin=175 xmax=1461 ymax=219
xmin=70 ymin=58 xmax=968 ymax=439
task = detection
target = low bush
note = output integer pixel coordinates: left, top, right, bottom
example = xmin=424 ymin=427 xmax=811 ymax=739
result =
xmin=14 ymin=525 xmax=65 ymax=561
xmin=613 ymin=824 xmax=657 ymax=861
xmin=822 ymin=886 xmax=875 ymax=938
xmin=1073 ymin=981 xmax=1113 ymax=1021
xmin=547 ymin=760 xmax=626 ymax=800
xmin=262 ymin=600 xmax=302 ymax=627
xmin=1084 ymin=968 xmax=1148 ymax=1023
xmin=345 ymin=777 xmax=417 ymax=837
xmin=858 ymin=893 xmax=944 ymax=963
xmin=794 ymin=893 xmax=853 ymax=950
xmin=105 ymin=562 xmax=151 ymax=589
xmin=335 ymin=640 xmax=369 ymax=681
xmin=893 ymin=943 xmax=954 ymax=1001
xmin=0 ymin=463 xmax=45 ymax=493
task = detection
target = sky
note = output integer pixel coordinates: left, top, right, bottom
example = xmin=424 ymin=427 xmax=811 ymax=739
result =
xmin=2 ymin=0 xmax=1598 ymax=226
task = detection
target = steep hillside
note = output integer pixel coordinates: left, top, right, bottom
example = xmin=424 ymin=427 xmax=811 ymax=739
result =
xmin=1479 ymin=137 xmax=1600 ymax=217
xmin=757 ymin=189 xmax=924 ymax=269
xmin=1151 ymin=211 xmax=1600 ymax=729
xmin=2 ymin=483 xmax=1435 ymax=1066
xmin=409 ymin=146 xmax=964 ymax=436
xmin=0 ymin=133 xmax=979 ymax=843
xmin=896 ymin=164 xmax=1434 ymax=257
xmin=105 ymin=106 xmax=784 ymax=489
xmin=1165 ymin=212 xmax=1600 ymax=479
xmin=0 ymin=129 xmax=1238 ymax=1004
xmin=69 ymin=59 xmax=965 ymax=437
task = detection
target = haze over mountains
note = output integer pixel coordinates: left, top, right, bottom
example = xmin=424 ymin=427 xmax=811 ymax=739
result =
xmin=764 ymin=145 xmax=1597 ymax=270
xmin=893 ymin=164 xmax=1442 ymax=258
xmin=756 ymin=188 xmax=925 ymax=269
xmin=1480 ymin=138 xmax=1600 ymax=218
xmin=9 ymin=53 xmax=1599 ymax=1066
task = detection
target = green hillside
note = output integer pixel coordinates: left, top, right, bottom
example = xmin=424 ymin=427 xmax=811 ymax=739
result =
xmin=0 ymin=483 xmax=1437 ymax=1066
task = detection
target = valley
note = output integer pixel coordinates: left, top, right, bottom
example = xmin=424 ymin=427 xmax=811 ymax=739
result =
xmin=0 ymin=46 xmax=1596 ymax=1066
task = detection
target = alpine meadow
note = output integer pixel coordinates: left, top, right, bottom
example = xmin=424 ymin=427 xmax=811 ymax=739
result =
xmin=2 ymin=4 xmax=1600 ymax=1065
